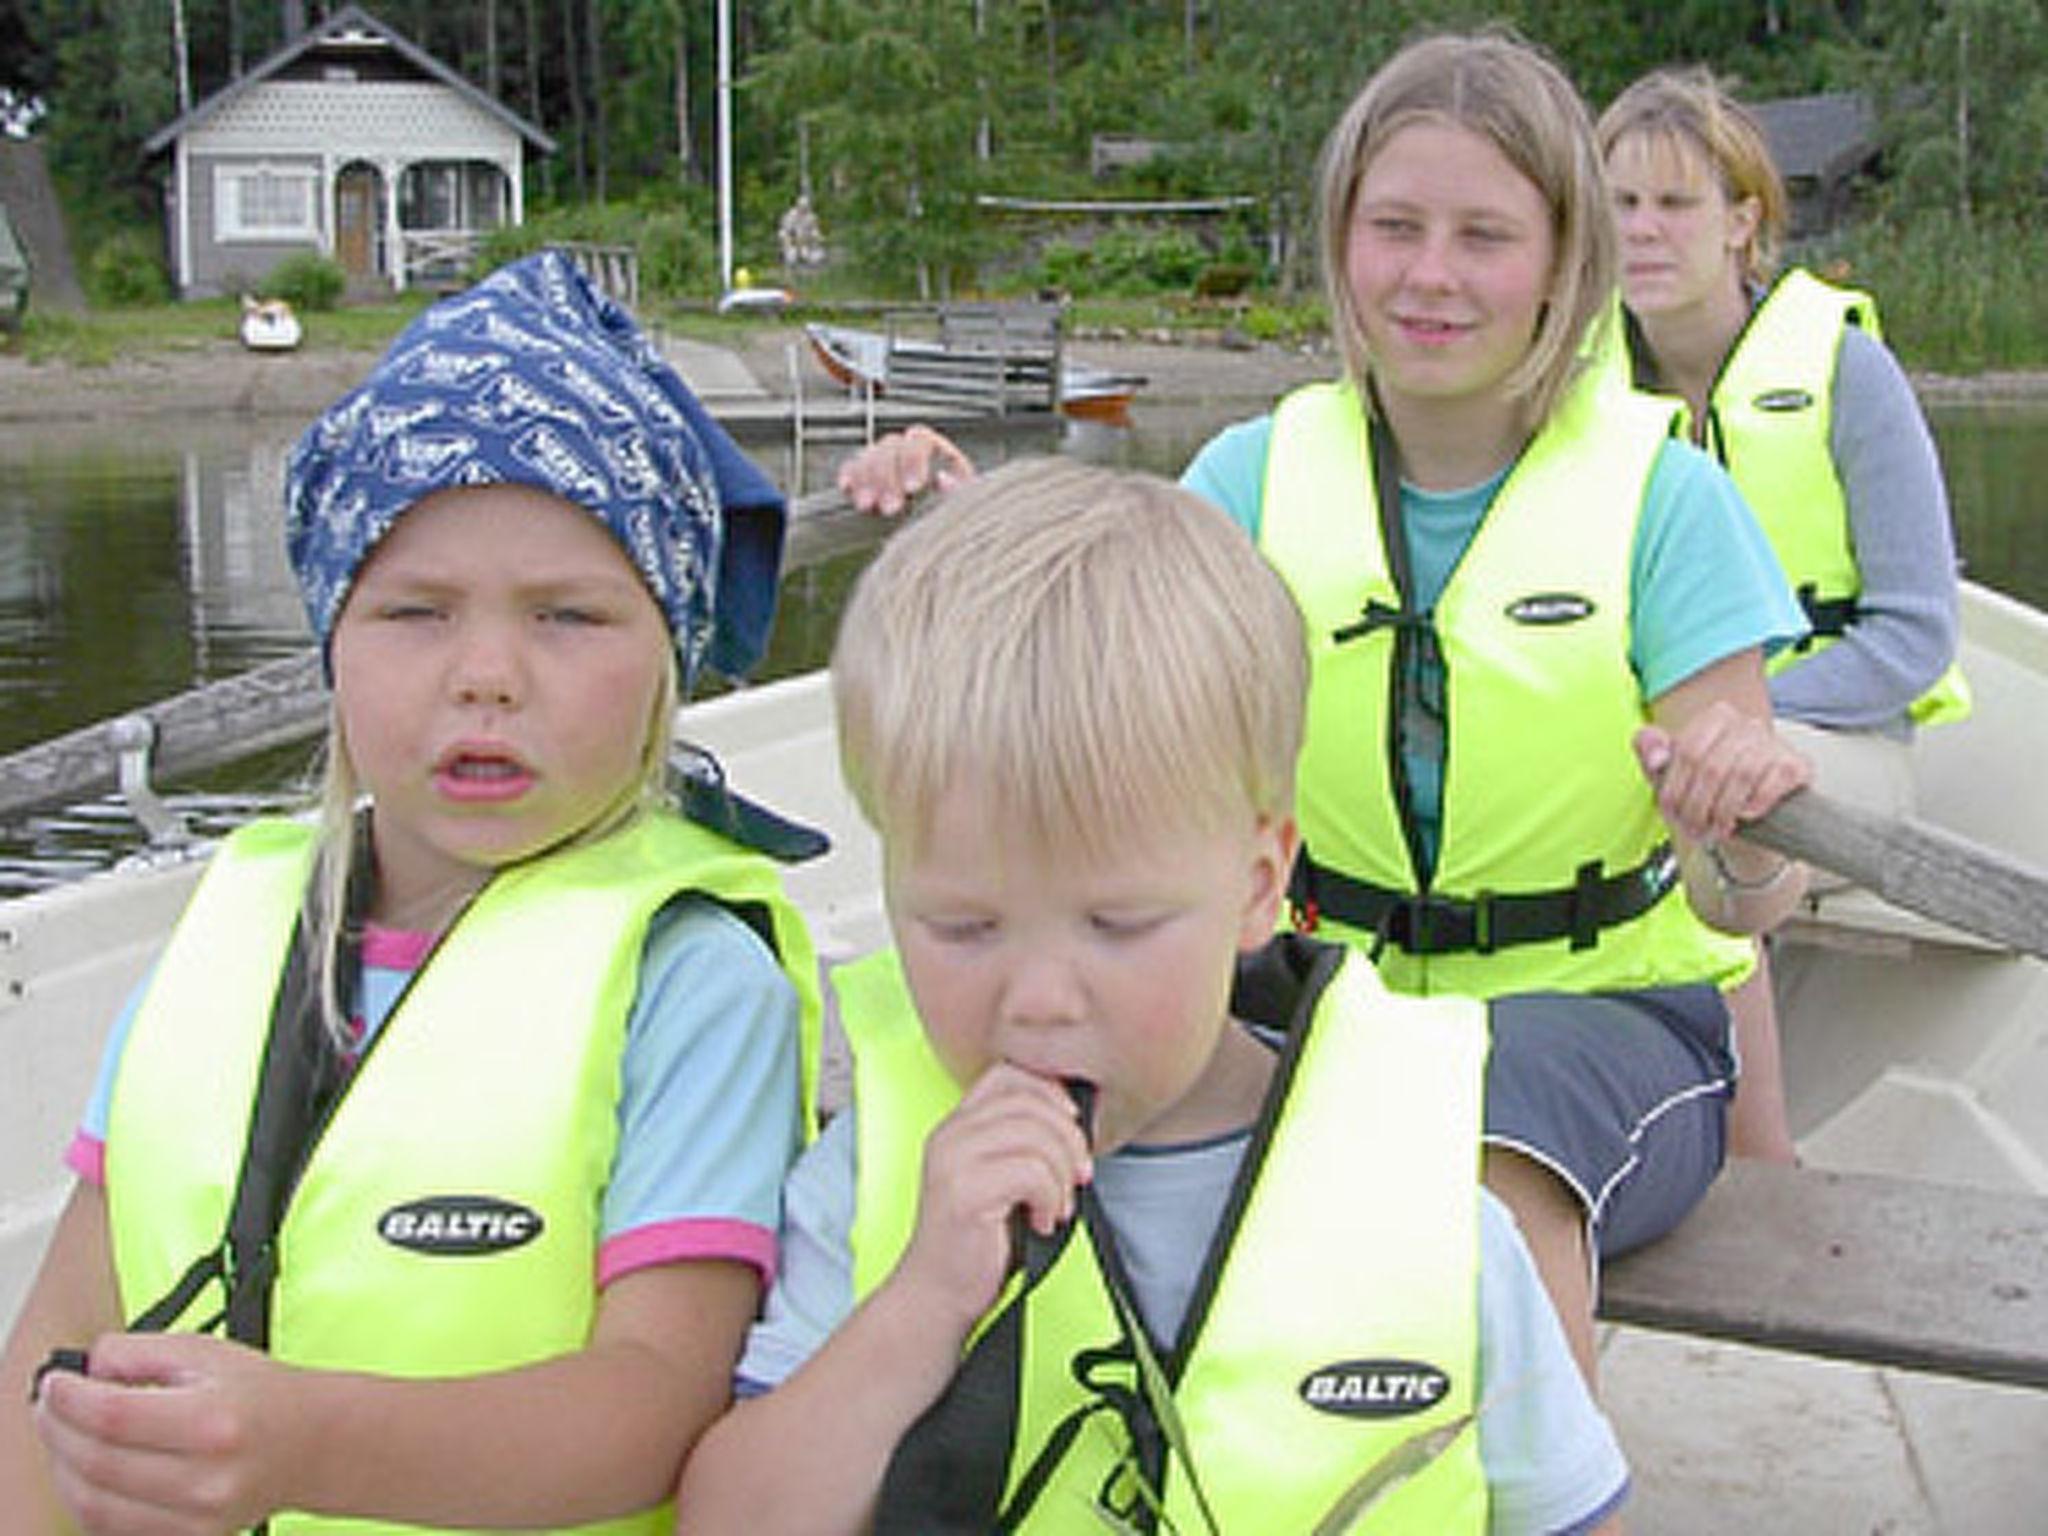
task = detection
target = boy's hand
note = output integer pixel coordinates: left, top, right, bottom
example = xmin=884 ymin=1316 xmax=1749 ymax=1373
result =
xmin=34 ymin=1330 xmax=309 ymax=1534
xmin=836 ymin=426 xmax=978 ymax=517
xmin=893 ymin=1064 xmax=1094 ymax=1339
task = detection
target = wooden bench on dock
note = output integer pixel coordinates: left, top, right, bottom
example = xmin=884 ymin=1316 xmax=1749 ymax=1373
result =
xmin=1601 ymin=1160 xmax=2048 ymax=1391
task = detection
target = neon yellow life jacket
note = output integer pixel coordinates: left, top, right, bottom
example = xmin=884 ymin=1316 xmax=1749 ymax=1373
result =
xmin=1258 ymin=375 xmax=1751 ymax=997
xmin=837 ymin=943 xmax=1489 ymax=1533
xmin=105 ymin=811 xmax=820 ymax=1536
xmin=1702 ymin=269 xmax=1967 ymax=725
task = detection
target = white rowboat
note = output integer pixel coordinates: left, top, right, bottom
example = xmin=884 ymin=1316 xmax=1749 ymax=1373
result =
xmin=5 ymin=581 xmax=2046 ymax=1524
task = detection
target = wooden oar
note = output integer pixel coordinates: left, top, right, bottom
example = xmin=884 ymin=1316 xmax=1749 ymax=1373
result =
xmin=1746 ymin=787 xmax=2048 ymax=962
xmin=0 ymin=490 xmax=873 ymax=824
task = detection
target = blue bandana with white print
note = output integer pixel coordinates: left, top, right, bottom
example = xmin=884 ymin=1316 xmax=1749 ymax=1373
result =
xmin=284 ymin=248 xmax=785 ymax=684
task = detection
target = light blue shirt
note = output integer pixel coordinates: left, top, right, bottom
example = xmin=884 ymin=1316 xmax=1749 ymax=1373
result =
xmin=1181 ymin=414 xmax=1806 ymax=868
xmin=738 ymin=1110 xmax=1630 ymax=1536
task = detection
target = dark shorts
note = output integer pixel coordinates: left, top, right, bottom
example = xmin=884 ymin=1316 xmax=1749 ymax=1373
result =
xmin=1484 ymin=983 xmax=1734 ymax=1260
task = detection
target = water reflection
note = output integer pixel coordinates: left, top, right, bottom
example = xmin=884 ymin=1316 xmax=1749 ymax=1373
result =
xmin=1937 ymin=402 xmax=2048 ymax=603
xmin=3 ymin=397 xmax=2045 ymax=893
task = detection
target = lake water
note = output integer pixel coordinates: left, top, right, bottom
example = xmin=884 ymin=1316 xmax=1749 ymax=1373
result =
xmin=4 ymin=397 xmax=2046 ymax=894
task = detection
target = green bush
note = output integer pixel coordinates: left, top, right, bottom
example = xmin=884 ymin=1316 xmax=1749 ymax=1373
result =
xmin=1033 ymin=240 xmax=1096 ymax=293
xmin=1821 ymin=211 xmax=2048 ymax=372
xmin=1238 ymin=300 xmax=1324 ymax=346
xmin=85 ymin=229 xmax=170 ymax=308
xmin=1091 ymin=227 xmax=1207 ymax=295
xmin=1029 ymin=228 xmax=1213 ymax=298
xmin=263 ymin=251 xmax=347 ymax=312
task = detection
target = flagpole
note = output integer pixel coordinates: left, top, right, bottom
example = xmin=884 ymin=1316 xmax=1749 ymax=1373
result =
xmin=716 ymin=0 xmax=733 ymax=293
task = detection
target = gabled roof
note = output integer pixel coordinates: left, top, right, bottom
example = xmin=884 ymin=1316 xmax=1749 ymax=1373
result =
xmin=143 ymin=4 xmax=554 ymax=157
xmin=1751 ymin=91 xmax=1878 ymax=186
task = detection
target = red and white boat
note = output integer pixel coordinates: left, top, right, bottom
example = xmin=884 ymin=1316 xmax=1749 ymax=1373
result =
xmin=805 ymin=320 xmax=1146 ymax=424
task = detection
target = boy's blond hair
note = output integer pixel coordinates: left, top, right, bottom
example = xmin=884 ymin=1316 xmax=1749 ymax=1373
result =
xmin=1317 ymin=29 xmax=1613 ymax=429
xmin=1598 ymin=66 xmax=1788 ymax=289
xmin=833 ymin=459 xmax=1307 ymax=858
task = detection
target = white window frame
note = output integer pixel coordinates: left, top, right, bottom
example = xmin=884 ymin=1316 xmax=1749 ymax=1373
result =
xmin=213 ymin=163 xmax=322 ymax=243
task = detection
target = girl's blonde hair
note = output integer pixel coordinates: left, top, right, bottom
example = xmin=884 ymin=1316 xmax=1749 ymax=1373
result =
xmin=302 ymin=644 xmax=678 ymax=1050
xmin=1598 ymin=66 xmax=1787 ymax=288
xmin=833 ymin=459 xmax=1307 ymax=860
xmin=1316 ymin=29 xmax=1613 ymax=429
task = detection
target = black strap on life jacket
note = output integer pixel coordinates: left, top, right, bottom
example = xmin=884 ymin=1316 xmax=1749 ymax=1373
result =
xmin=871 ymin=1083 xmax=1093 ymax=1531
xmin=872 ymin=1081 xmax=1221 ymax=1533
xmin=128 ymin=831 xmax=377 ymax=1347
xmin=1322 ymin=408 xmax=1441 ymax=890
xmin=120 ymin=836 xmax=379 ymax=1536
xmin=1290 ymin=842 xmax=1679 ymax=956
xmin=1793 ymin=581 xmax=1859 ymax=652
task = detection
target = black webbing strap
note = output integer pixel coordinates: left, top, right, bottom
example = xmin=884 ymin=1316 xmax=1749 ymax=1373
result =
xmin=1793 ymin=581 xmax=1859 ymax=651
xmin=128 ymin=844 xmax=368 ymax=1347
xmin=873 ymin=1085 xmax=1117 ymax=1533
xmin=1290 ymin=843 xmax=1680 ymax=956
xmin=1359 ymin=408 xmax=1439 ymax=887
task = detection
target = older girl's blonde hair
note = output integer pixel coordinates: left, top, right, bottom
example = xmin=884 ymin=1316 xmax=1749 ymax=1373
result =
xmin=1598 ymin=65 xmax=1787 ymax=288
xmin=1316 ymin=29 xmax=1613 ymax=430
xmin=833 ymin=459 xmax=1307 ymax=860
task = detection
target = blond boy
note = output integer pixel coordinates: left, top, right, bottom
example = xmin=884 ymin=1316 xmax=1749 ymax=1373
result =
xmin=677 ymin=460 xmax=1626 ymax=1533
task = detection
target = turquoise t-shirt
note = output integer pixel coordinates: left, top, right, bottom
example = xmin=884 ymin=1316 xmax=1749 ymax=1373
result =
xmin=1181 ymin=414 xmax=1806 ymax=870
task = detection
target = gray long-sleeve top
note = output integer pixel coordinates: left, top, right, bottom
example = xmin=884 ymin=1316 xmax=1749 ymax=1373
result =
xmin=1765 ymin=325 xmax=1963 ymax=735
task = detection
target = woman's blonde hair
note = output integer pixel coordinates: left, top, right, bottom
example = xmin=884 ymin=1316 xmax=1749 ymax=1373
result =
xmin=301 ymin=645 xmax=678 ymax=1051
xmin=833 ymin=459 xmax=1307 ymax=860
xmin=1316 ymin=29 xmax=1613 ymax=429
xmin=1598 ymin=66 xmax=1787 ymax=287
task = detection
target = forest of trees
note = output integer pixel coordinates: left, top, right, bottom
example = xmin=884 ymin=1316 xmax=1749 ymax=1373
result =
xmin=2 ymin=0 xmax=2045 ymax=297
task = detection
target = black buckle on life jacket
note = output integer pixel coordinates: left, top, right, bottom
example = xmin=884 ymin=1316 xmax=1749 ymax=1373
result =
xmin=1794 ymin=582 xmax=1859 ymax=652
xmin=1291 ymin=845 xmax=1679 ymax=957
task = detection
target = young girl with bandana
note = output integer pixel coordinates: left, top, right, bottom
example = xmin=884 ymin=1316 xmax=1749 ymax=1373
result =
xmin=0 ymin=251 xmax=819 ymax=1535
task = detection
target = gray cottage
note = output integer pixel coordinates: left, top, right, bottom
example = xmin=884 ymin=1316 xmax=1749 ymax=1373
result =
xmin=143 ymin=5 xmax=553 ymax=300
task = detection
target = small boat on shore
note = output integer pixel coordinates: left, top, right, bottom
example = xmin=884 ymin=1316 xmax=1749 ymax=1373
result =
xmin=239 ymin=295 xmax=302 ymax=352
xmin=806 ymin=319 xmax=1147 ymax=423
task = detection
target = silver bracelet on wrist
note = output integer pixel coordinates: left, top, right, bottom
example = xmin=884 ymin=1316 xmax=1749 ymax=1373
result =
xmin=1706 ymin=842 xmax=1797 ymax=896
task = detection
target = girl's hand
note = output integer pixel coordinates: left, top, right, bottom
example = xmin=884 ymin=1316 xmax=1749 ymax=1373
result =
xmin=836 ymin=427 xmax=978 ymax=517
xmin=891 ymin=1064 xmax=1093 ymax=1339
xmin=35 ymin=1331 xmax=308 ymax=1535
xmin=1634 ymin=701 xmax=1811 ymax=846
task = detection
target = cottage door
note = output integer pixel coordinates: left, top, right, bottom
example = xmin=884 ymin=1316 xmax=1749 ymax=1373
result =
xmin=334 ymin=164 xmax=382 ymax=282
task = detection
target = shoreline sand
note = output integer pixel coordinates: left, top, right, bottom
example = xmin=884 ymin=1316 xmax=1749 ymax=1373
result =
xmin=3 ymin=326 xmax=2043 ymax=427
